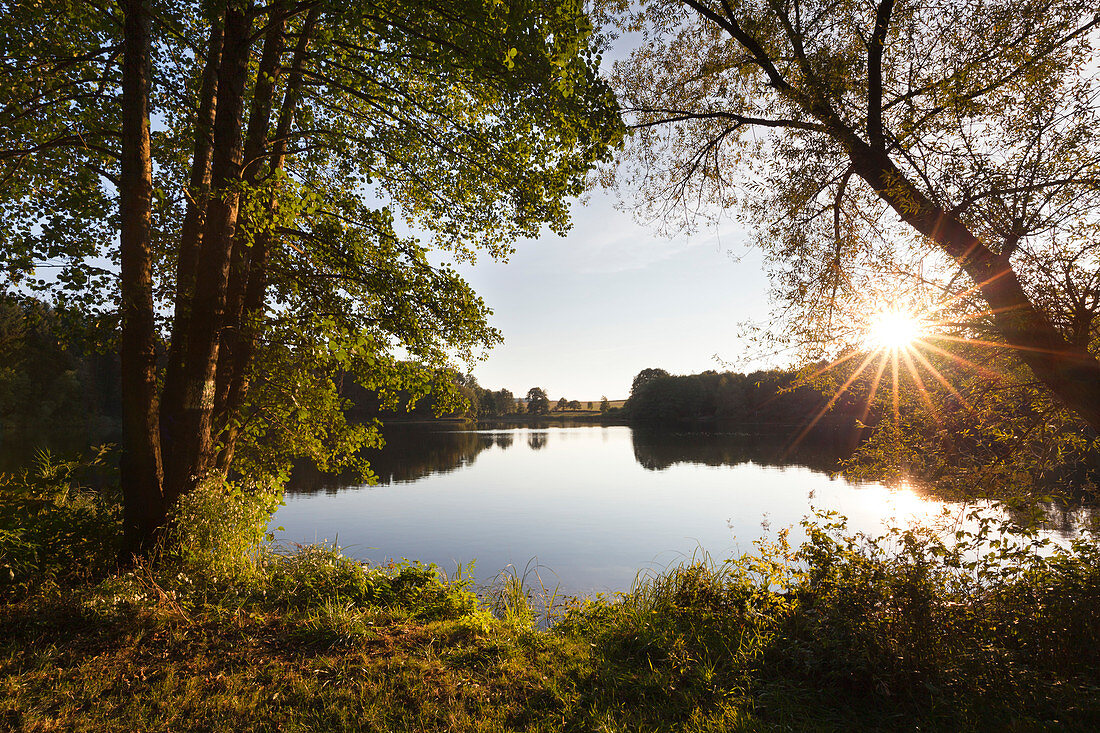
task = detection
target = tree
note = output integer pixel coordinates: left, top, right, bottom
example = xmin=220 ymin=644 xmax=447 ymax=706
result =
xmin=1 ymin=0 xmax=621 ymax=555
xmin=497 ymin=388 xmax=517 ymax=416
xmin=631 ymin=367 xmax=671 ymax=397
xmin=455 ymin=374 xmax=481 ymax=419
xmin=527 ymin=387 xmax=550 ymax=415
xmin=474 ymin=386 xmax=516 ymax=417
xmin=602 ymin=0 xmax=1100 ymax=432
xmin=556 ymin=396 xmax=569 ymax=411
xmin=587 ymin=401 xmax=593 ymax=410
xmin=568 ymin=399 xmax=582 ymax=411
xmin=600 ymin=395 xmax=611 ymax=413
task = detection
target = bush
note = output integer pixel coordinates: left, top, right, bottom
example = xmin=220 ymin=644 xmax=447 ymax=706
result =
xmin=166 ymin=477 xmax=283 ymax=580
xmin=163 ymin=478 xmax=480 ymax=621
xmin=0 ymin=446 xmax=120 ymax=598
xmin=264 ymin=545 xmax=478 ymax=621
xmin=562 ymin=512 xmax=1100 ymax=728
xmin=780 ymin=513 xmax=1100 ymax=706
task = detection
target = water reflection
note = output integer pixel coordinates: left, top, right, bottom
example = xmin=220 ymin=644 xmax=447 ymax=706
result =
xmin=273 ymin=424 xmax=1090 ymax=594
xmin=1005 ymin=500 xmax=1097 ymax=536
xmin=289 ymin=426 xmax=496 ymax=494
xmin=630 ymin=426 xmax=847 ymax=473
xmin=286 ymin=423 xmax=853 ymax=495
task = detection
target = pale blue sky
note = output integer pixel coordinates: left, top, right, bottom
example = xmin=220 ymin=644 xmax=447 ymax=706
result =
xmin=441 ymin=29 xmax=786 ymax=401
xmin=447 ymin=190 xmax=781 ymax=401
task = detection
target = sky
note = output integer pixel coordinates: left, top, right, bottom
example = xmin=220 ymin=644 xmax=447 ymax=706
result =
xmin=441 ymin=190 xmax=782 ymax=401
xmin=430 ymin=27 xmax=787 ymax=401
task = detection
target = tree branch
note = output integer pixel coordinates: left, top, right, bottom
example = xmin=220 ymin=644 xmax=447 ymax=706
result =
xmin=626 ymin=107 xmax=824 ymax=132
xmin=682 ymin=0 xmax=791 ymax=91
xmin=866 ymin=0 xmax=895 ymax=149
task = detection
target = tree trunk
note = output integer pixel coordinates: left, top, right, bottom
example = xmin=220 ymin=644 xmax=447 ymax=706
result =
xmin=848 ymin=142 xmax=1100 ymax=432
xmin=118 ymin=0 xmax=164 ymax=558
xmin=161 ymin=17 xmax=223 ymax=480
xmin=215 ymin=6 xmax=321 ymax=474
xmin=161 ymin=0 xmax=254 ymax=507
xmin=212 ymin=2 xmax=288 ymax=444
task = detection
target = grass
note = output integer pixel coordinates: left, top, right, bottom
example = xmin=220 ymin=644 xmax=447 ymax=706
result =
xmin=1 ymin=578 xmax=579 ymax=731
xmin=4 ymin=454 xmax=1100 ymax=731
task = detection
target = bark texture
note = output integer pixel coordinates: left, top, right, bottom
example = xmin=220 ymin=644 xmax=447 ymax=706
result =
xmin=215 ymin=6 xmax=320 ymax=473
xmin=118 ymin=0 xmax=164 ymax=558
xmin=212 ymin=3 xmax=287 ymax=445
xmin=161 ymin=0 xmax=254 ymax=507
xmin=161 ymin=18 xmax=224 ymax=464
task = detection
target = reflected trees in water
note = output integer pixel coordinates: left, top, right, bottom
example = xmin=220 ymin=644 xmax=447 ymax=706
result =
xmin=629 ymin=427 xmax=848 ymax=474
xmin=287 ymin=425 xmax=854 ymax=495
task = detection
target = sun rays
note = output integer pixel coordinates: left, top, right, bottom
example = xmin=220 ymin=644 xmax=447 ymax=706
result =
xmin=785 ymin=286 xmax=1020 ymax=460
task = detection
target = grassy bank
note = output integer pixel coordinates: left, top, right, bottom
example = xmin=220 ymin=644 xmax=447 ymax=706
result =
xmin=4 ymin=457 xmax=1100 ymax=731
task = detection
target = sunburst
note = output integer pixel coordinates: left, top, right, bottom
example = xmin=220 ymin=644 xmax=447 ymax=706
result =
xmin=865 ymin=306 xmax=926 ymax=350
xmin=778 ymin=256 xmax=1092 ymax=480
xmin=785 ymin=287 xmax=1006 ymax=458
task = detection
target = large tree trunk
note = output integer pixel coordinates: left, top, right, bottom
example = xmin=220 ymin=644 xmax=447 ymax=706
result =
xmin=215 ymin=6 xmax=321 ymax=474
xmin=161 ymin=17 xmax=224 ymax=473
xmin=847 ymin=142 xmax=1100 ymax=432
xmin=118 ymin=0 xmax=164 ymax=558
xmin=161 ymin=0 xmax=254 ymax=507
xmin=211 ymin=2 xmax=288 ymax=446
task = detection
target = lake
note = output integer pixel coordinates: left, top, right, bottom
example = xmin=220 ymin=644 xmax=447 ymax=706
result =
xmin=274 ymin=423 xmax=1083 ymax=595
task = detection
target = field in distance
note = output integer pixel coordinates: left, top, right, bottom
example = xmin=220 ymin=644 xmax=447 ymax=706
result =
xmin=538 ymin=399 xmax=627 ymax=414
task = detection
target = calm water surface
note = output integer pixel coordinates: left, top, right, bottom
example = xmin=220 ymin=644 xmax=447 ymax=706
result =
xmin=274 ymin=424 xmax=1077 ymax=595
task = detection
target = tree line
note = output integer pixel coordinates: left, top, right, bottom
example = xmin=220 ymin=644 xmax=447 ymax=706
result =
xmin=0 ymin=293 xmax=121 ymax=445
xmin=622 ymin=366 xmax=862 ymax=435
xmin=344 ymin=378 xmax=613 ymax=420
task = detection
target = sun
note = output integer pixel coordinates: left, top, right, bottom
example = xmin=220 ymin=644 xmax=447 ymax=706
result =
xmin=865 ymin=306 xmax=925 ymax=350
xmin=788 ymin=290 xmax=985 ymax=453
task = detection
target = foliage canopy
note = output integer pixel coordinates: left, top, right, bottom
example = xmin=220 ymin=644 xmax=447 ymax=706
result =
xmin=0 ymin=0 xmax=622 ymax=550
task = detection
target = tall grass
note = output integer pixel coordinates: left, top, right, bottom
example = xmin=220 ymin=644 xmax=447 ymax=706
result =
xmin=487 ymin=559 xmax=565 ymax=628
xmin=0 ymin=446 xmax=119 ymax=597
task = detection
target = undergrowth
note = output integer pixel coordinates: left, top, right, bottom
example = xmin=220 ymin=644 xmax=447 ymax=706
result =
xmin=559 ymin=517 xmax=1100 ymax=730
xmin=3 ymin=448 xmax=1100 ymax=730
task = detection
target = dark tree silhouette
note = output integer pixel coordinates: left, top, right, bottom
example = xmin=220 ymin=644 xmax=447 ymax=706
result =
xmin=527 ymin=387 xmax=550 ymax=415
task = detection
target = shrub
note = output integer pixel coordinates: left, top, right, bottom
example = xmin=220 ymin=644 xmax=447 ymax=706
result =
xmin=0 ymin=446 xmax=119 ymax=597
xmin=563 ymin=512 xmax=1100 ymax=727
xmin=166 ymin=476 xmax=283 ymax=579
xmin=264 ymin=545 xmax=479 ymax=620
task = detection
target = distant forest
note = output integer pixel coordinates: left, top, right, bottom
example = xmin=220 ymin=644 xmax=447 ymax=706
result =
xmin=344 ymin=364 xmax=865 ymax=441
xmin=0 ymin=293 xmax=121 ymax=447
xmin=621 ymin=367 xmax=863 ymax=435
